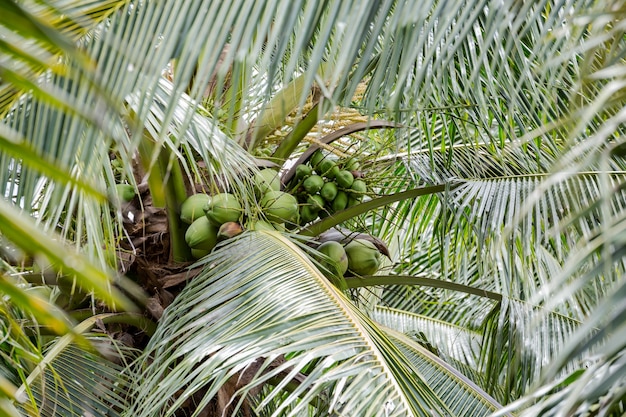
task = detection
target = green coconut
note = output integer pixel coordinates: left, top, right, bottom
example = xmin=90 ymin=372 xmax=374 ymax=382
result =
xmin=335 ymin=170 xmax=354 ymax=188
xmin=185 ymin=216 xmax=219 ymax=250
xmin=205 ymin=193 xmax=242 ymax=226
xmin=303 ymin=175 xmax=324 ymax=194
xmin=115 ymin=184 xmax=135 ymax=203
xmin=320 ymin=182 xmax=338 ymax=202
xmin=343 ymin=157 xmax=360 ymax=171
xmin=191 ymin=247 xmax=211 ymax=259
xmin=295 ymin=164 xmax=312 ymax=180
xmin=307 ymin=194 xmax=325 ymax=211
xmin=346 ymin=195 xmax=359 ymax=208
xmin=350 ymin=179 xmax=367 ymax=194
xmin=331 ymin=191 xmax=348 ymax=212
xmin=344 ymin=239 xmax=381 ymax=276
xmin=247 ymin=219 xmax=276 ymax=231
xmin=310 ymin=150 xmax=325 ymax=168
xmin=318 ymin=241 xmax=348 ymax=275
xmin=318 ymin=159 xmax=339 ymax=179
xmin=260 ymin=190 xmax=299 ymax=224
xmin=299 ymin=204 xmax=319 ymax=224
xmin=253 ymin=168 xmax=281 ymax=196
xmin=180 ymin=193 xmax=211 ymax=224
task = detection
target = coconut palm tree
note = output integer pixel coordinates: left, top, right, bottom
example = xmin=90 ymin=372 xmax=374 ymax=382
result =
xmin=1 ymin=0 xmax=626 ymax=416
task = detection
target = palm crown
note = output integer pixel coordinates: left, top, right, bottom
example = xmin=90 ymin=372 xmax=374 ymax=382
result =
xmin=1 ymin=1 xmax=625 ymax=416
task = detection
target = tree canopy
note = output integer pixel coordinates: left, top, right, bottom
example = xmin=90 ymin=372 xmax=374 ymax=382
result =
xmin=1 ymin=0 xmax=626 ymax=416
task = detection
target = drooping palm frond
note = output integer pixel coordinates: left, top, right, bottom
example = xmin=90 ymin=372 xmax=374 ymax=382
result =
xmin=0 ymin=0 xmax=119 ymax=117
xmin=369 ymin=5 xmax=626 ymax=413
xmin=3 ymin=0 xmax=626 ymax=416
xmin=364 ymin=161 xmax=626 ymax=399
xmin=0 ymin=197 xmax=137 ymax=311
xmin=480 ymin=5 xmax=626 ymax=412
xmin=134 ymin=78 xmax=257 ymax=192
xmin=14 ymin=337 xmax=138 ymax=417
xmin=351 ymin=93 xmax=626 ymax=399
xmin=0 ymin=293 xmax=43 ymax=399
xmin=126 ymin=231 xmax=501 ymax=417
xmin=0 ymin=1 xmax=141 ymax=312
xmin=385 ymin=328 xmax=506 ymax=417
xmin=366 ymin=0 xmax=590 ymax=153
xmin=370 ymin=306 xmax=483 ymax=370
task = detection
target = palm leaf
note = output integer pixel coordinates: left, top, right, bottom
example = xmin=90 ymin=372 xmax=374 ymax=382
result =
xmin=126 ymin=231 xmax=502 ymax=416
xmin=0 ymin=198 xmax=137 ymax=311
xmin=370 ymin=306 xmax=483 ymax=371
xmin=385 ymin=328 xmax=506 ymax=416
xmin=16 ymin=338 xmax=137 ymax=417
xmin=134 ymin=77 xmax=257 ymax=192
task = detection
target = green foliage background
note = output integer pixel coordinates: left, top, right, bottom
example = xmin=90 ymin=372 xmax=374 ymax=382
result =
xmin=1 ymin=0 xmax=626 ymax=416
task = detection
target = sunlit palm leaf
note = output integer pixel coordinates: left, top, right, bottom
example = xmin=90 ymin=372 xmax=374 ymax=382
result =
xmin=135 ymin=78 xmax=257 ymax=191
xmin=385 ymin=328 xmax=506 ymax=416
xmin=126 ymin=231 xmax=501 ymax=416
xmin=0 ymin=0 xmax=126 ymax=117
xmin=0 ymin=198 xmax=136 ymax=311
xmin=370 ymin=306 xmax=483 ymax=368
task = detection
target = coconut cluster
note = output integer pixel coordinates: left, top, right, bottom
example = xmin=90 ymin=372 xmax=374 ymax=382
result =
xmin=179 ymin=168 xmax=299 ymax=259
xmin=286 ymin=150 xmax=368 ymax=225
xmin=315 ymin=238 xmax=382 ymax=278
xmin=179 ymin=161 xmax=381 ymax=272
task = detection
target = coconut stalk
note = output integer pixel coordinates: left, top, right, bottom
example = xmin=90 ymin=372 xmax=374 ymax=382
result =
xmin=299 ymin=183 xmax=458 ymax=238
xmin=271 ymin=102 xmax=321 ymax=165
xmin=137 ymin=134 xmax=191 ymax=263
xmin=244 ymin=63 xmax=329 ymax=152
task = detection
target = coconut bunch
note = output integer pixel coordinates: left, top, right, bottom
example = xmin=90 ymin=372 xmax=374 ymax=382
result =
xmin=179 ymin=168 xmax=299 ymax=259
xmin=314 ymin=238 xmax=383 ymax=278
xmin=286 ymin=150 xmax=368 ymax=224
xmin=179 ymin=161 xmax=385 ymax=280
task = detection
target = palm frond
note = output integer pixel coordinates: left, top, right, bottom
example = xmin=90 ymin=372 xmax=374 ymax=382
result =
xmin=0 ymin=198 xmax=137 ymax=311
xmin=370 ymin=306 xmax=483 ymax=371
xmin=135 ymin=78 xmax=257 ymax=192
xmin=385 ymin=328 xmax=506 ymax=416
xmin=126 ymin=231 xmax=502 ymax=416
xmin=15 ymin=338 xmax=137 ymax=417
xmin=0 ymin=0 xmax=112 ymax=117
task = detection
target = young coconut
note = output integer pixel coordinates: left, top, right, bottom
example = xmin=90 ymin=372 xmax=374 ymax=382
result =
xmin=253 ymin=168 xmax=281 ymax=197
xmin=185 ymin=216 xmax=218 ymax=251
xmin=295 ymin=164 xmax=312 ymax=180
xmin=350 ymin=179 xmax=367 ymax=194
xmin=205 ymin=193 xmax=242 ymax=226
xmin=260 ymin=190 xmax=299 ymax=224
xmin=317 ymin=241 xmax=348 ymax=275
xmin=303 ymin=175 xmax=324 ymax=194
xmin=246 ymin=219 xmax=276 ymax=231
xmin=320 ymin=182 xmax=338 ymax=202
xmin=318 ymin=159 xmax=340 ymax=179
xmin=307 ymin=194 xmax=325 ymax=211
xmin=331 ymin=191 xmax=348 ymax=212
xmin=180 ymin=193 xmax=211 ymax=224
xmin=115 ymin=184 xmax=136 ymax=203
xmin=343 ymin=157 xmax=360 ymax=171
xmin=310 ymin=150 xmax=325 ymax=169
xmin=299 ymin=204 xmax=319 ymax=224
xmin=335 ymin=170 xmax=354 ymax=188
xmin=344 ymin=239 xmax=381 ymax=276
xmin=191 ymin=248 xmax=211 ymax=259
